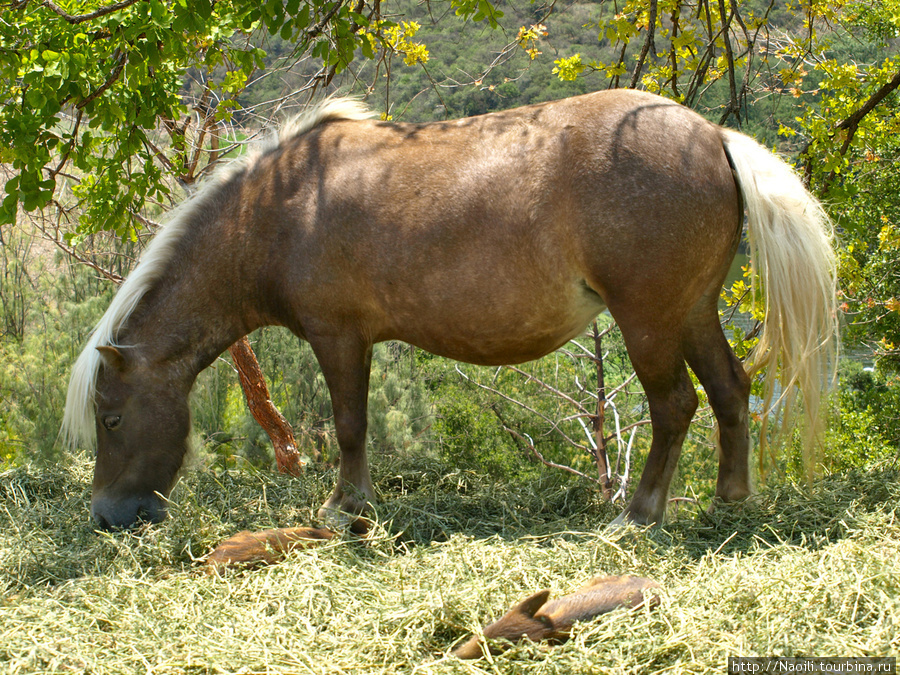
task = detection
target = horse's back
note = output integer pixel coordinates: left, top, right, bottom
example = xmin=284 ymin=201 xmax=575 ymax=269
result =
xmin=249 ymin=90 xmax=740 ymax=363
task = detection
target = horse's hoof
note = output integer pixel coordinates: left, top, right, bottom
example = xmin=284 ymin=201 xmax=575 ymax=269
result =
xmin=706 ymin=493 xmax=753 ymax=516
xmin=606 ymin=511 xmax=631 ymax=530
xmin=605 ymin=510 xmax=640 ymax=533
xmin=605 ymin=509 xmax=661 ymax=533
xmin=317 ymin=505 xmax=371 ymax=535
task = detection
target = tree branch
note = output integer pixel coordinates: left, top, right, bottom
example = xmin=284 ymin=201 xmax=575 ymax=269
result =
xmin=630 ymin=0 xmax=658 ymax=89
xmin=506 ymin=365 xmax=589 ymax=413
xmin=229 ymin=336 xmax=308 ymax=475
xmin=76 ymin=51 xmax=126 ymax=110
xmin=836 ymin=68 xmax=900 ymax=135
xmin=40 ymin=0 xmax=141 ymax=24
xmin=591 ymin=321 xmax=613 ymax=500
xmin=307 ymin=0 xmax=347 ymax=41
xmin=716 ymin=0 xmax=740 ymax=125
xmin=808 ymin=67 xmax=900 ymax=188
xmin=499 ymin=422 xmax=604 ymax=487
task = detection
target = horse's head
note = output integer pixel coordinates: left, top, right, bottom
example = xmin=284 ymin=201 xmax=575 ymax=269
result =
xmin=90 ymin=345 xmax=191 ymax=530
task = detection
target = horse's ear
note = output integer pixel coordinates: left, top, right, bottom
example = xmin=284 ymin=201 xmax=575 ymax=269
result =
xmin=96 ymin=345 xmax=129 ymax=372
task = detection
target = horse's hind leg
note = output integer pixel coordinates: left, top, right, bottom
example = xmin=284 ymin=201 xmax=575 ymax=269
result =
xmin=613 ymin=328 xmax=699 ymax=525
xmin=308 ymin=333 xmax=376 ymax=533
xmin=683 ymin=303 xmax=752 ymax=503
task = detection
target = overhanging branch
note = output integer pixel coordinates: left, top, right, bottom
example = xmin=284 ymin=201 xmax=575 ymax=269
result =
xmin=40 ymin=0 xmax=141 ymax=24
xmin=806 ymin=66 xmax=900 ymax=188
xmin=836 ymin=69 xmax=900 ymax=135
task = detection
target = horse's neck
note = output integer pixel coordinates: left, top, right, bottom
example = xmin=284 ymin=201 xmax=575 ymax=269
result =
xmin=122 ymin=222 xmax=260 ymax=381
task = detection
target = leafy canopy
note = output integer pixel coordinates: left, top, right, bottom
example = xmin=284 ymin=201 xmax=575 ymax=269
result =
xmin=0 ymin=0 xmax=498 ymax=239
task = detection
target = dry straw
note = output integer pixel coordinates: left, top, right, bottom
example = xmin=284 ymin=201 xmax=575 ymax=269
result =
xmin=1 ymin=455 xmax=897 ymax=674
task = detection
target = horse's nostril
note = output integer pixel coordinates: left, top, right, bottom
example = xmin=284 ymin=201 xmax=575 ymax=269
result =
xmin=92 ymin=511 xmax=113 ymax=531
xmin=136 ymin=505 xmax=162 ymax=525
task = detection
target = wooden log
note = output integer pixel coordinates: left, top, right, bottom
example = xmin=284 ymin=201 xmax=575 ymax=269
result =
xmin=228 ymin=336 xmax=312 ymax=475
xmin=452 ymin=575 xmax=661 ymax=659
xmin=205 ymin=526 xmax=336 ymax=571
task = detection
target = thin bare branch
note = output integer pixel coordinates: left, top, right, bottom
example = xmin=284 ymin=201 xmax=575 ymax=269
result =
xmin=455 ymin=366 xmax=586 ymax=451
xmin=608 ymin=418 xmax=653 ymax=439
xmin=34 ymin=223 xmax=124 ymax=284
xmin=506 ymin=365 xmax=589 ymax=413
xmin=48 ymin=110 xmax=83 ymax=180
xmin=606 ymin=371 xmax=640 ymax=401
xmin=503 ymin=425 xmax=604 ymax=486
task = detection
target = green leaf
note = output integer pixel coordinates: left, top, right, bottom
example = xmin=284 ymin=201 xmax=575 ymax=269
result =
xmin=107 ymin=102 xmax=127 ymax=122
xmin=0 ymin=194 xmax=18 ymax=225
xmin=25 ymin=88 xmax=47 ymax=109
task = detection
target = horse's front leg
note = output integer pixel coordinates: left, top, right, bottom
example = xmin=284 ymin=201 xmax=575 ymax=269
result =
xmin=309 ymin=333 xmax=375 ymax=533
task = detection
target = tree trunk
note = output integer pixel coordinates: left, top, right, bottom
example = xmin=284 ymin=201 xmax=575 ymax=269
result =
xmin=592 ymin=321 xmax=614 ymax=501
xmin=228 ymin=336 xmax=310 ymax=476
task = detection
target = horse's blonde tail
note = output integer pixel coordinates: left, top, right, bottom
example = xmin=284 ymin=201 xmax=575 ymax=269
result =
xmin=720 ymin=128 xmax=839 ymax=480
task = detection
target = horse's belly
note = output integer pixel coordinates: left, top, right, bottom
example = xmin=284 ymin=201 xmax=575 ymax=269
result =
xmin=388 ymin=283 xmax=607 ymax=366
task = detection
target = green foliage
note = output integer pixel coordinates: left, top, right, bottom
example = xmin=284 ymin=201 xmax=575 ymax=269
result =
xmin=431 ymin=380 xmax=523 ymax=479
xmin=0 ymin=232 xmax=112 ymax=466
xmin=552 ymin=54 xmax=584 ymax=81
xmin=847 ymin=0 xmax=900 ymax=41
xmin=190 ymin=332 xmax=434 ymax=471
xmin=830 ymin=138 xmax=900 ymax=370
xmin=0 ymin=0 xmax=267 ymax=235
xmin=381 ymin=20 xmax=430 ymax=67
xmin=795 ymin=56 xmax=900 ymax=179
xmin=0 ymin=0 xmax=505 ymax=238
xmin=720 ymin=257 xmax=765 ymax=361
xmin=368 ymin=344 xmax=433 ymax=457
xmin=450 ymin=0 xmax=504 ymax=28
xmin=827 ymin=362 xmax=900 ymax=470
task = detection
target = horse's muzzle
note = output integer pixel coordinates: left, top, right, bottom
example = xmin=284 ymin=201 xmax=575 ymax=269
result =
xmin=91 ymin=492 xmax=167 ymax=530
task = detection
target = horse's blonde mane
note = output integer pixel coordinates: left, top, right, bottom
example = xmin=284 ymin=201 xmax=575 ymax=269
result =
xmin=62 ymin=97 xmax=373 ymax=450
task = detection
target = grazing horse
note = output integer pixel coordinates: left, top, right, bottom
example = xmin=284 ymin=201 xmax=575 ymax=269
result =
xmin=63 ymin=90 xmax=837 ymax=531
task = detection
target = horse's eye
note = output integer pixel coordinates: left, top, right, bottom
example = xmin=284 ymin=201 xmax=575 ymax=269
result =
xmin=103 ymin=415 xmax=122 ymax=431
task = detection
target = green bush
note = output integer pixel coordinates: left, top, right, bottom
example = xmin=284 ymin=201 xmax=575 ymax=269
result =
xmin=825 ymin=361 xmax=900 ymax=472
xmin=191 ymin=331 xmax=435 ymax=471
xmin=432 ymin=382 xmax=524 ymax=479
xmin=0 ymin=231 xmax=112 ymax=466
